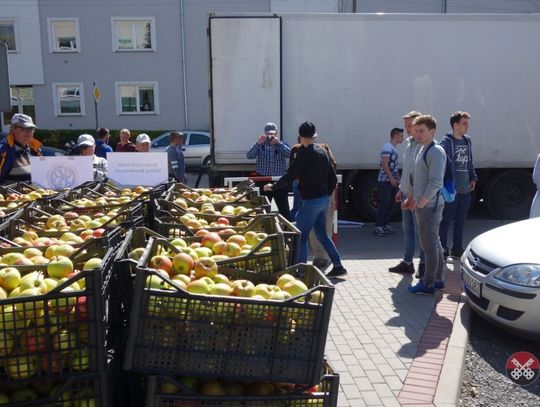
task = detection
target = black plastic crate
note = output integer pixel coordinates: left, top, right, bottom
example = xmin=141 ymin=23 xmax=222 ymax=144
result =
xmin=0 ymin=240 xmax=115 ymax=386
xmin=0 ymin=372 xmax=109 ymax=406
xmin=145 ymin=361 xmax=339 ymax=407
xmin=1 ymin=182 xmax=67 ymax=205
xmin=162 ymin=189 xmax=270 ymax=213
xmin=153 ymin=213 xmax=299 ymax=266
xmin=124 ymin=257 xmax=334 ymax=385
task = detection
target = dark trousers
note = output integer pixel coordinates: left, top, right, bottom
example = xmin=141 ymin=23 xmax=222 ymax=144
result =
xmin=256 ymin=182 xmax=291 ymax=221
xmin=375 ymin=181 xmax=398 ymax=227
xmin=439 ymin=192 xmax=472 ymax=251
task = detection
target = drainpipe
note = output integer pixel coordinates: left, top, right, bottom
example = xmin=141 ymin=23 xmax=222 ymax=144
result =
xmin=442 ymin=0 xmax=447 ymax=13
xmin=180 ymin=0 xmax=189 ymax=129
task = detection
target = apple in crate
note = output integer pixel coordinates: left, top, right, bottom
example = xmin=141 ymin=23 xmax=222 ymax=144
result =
xmin=47 ymin=256 xmax=74 ymax=279
xmin=171 ymin=253 xmax=194 ymax=276
xmin=232 ymin=280 xmax=255 ymax=297
xmin=193 ymin=257 xmax=218 ymax=279
xmin=201 ymin=232 xmax=221 ymax=249
xmin=149 ymin=255 xmax=173 ymax=276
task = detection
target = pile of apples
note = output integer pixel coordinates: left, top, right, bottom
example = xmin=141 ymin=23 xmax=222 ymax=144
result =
xmin=2 ymin=229 xmax=106 ymax=249
xmin=159 ymin=375 xmax=324 ymax=399
xmin=0 ymin=383 xmax=96 ymax=405
xmin=57 ymin=185 xmax=149 ymax=210
xmin=0 ymin=256 xmax=103 ymax=381
xmin=177 ymin=212 xmax=249 ymax=230
xmin=173 ymin=197 xmax=254 ymax=217
xmin=178 ymin=188 xmax=251 ymax=204
xmin=27 ymin=210 xmax=121 ymax=232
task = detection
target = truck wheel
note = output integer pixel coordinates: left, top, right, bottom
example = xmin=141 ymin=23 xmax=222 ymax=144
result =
xmin=202 ymin=156 xmax=211 ymax=168
xmin=351 ymin=173 xmax=400 ymax=221
xmin=485 ymin=170 xmax=535 ymax=219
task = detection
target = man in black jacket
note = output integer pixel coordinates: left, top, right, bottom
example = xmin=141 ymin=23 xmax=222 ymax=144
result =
xmin=265 ymin=122 xmax=347 ymax=277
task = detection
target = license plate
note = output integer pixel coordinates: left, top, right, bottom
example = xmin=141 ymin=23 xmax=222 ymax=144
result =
xmin=463 ymin=272 xmax=482 ymax=298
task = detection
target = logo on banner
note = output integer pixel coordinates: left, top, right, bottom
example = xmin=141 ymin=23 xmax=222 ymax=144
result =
xmin=506 ymin=351 xmax=539 ymax=386
xmin=47 ymin=164 xmax=79 ymax=189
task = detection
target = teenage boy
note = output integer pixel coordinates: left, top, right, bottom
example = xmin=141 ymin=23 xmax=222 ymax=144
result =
xmin=389 ymin=111 xmax=426 ymax=276
xmin=264 ymin=121 xmax=346 ymax=277
xmin=374 ymin=127 xmax=404 ymax=236
xmin=439 ymin=111 xmax=478 ymax=258
xmin=402 ymin=115 xmax=446 ymax=295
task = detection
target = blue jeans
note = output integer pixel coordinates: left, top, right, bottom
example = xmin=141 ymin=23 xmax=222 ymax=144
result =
xmin=290 ymin=180 xmax=301 ymax=221
xmin=439 ymin=192 xmax=472 ymax=250
xmin=375 ymin=181 xmax=397 ymax=227
xmin=296 ymin=195 xmax=342 ymax=266
xmin=402 ymin=203 xmax=425 ymax=264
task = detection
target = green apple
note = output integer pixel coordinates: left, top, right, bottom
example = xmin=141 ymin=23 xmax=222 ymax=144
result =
xmin=282 ymin=280 xmax=309 ymax=297
xmin=60 ymin=232 xmax=78 ymax=242
xmin=213 ymin=274 xmax=231 ymax=286
xmin=0 ymin=305 xmax=27 ymax=330
xmin=1 ymin=253 xmax=26 ymax=266
xmin=52 ymin=329 xmax=78 ymax=351
xmin=83 ymin=258 xmax=102 ymax=270
xmin=186 ymin=279 xmax=211 ymax=295
xmin=232 ymin=280 xmax=255 ymax=297
xmin=19 ymin=271 xmax=47 ymax=292
xmin=6 ymin=354 xmax=38 ymax=379
xmin=269 ymin=291 xmax=292 ymax=301
xmin=172 ymin=274 xmax=191 ymax=286
xmin=49 ymin=286 xmax=78 ymax=313
xmin=71 ymin=348 xmax=90 ymax=371
xmin=0 ymin=331 xmax=14 ymax=357
xmin=14 ymin=288 xmax=45 ymax=319
xmin=0 ymin=267 xmax=21 ymax=291
xmin=23 ymin=247 xmax=43 ymax=259
xmin=171 ymin=252 xmax=194 ymax=276
xmin=53 ymin=244 xmax=75 ymax=257
xmin=254 ymin=283 xmax=273 ymax=299
xmin=276 ymin=274 xmax=296 ymax=290
xmin=47 ymin=256 xmax=74 ymax=279
xmin=128 ymin=247 xmax=145 ymax=261
xmin=0 ymin=393 xmax=9 ymax=404
xmin=170 ymin=237 xmax=187 ymax=248
xmin=193 ymin=257 xmax=218 ymax=279
xmin=0 ymin=287 xmax=6 ymax=300
xmin=209 ymin=283 xmax=233 ymax=296
xmin=194 ymin=247 xmax=213 ymax=259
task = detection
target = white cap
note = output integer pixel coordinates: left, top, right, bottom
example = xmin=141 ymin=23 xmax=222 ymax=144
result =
xmin=11 ymin=113 xmax=37 ymax=129
xmin=136 ymin=133 xmax=151 ymax=144
xmin=77 ymin=134 xmax=95 ymax=147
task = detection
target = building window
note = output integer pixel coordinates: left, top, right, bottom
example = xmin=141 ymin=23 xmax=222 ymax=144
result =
xmin=53 ymin=83 xmax=85 ymax=116
xmin=111 ymin=18 xmax=155 ymax=51
xmin=48 ymin=18 xmax=80 ymax=53
xmin=116 ymin=82 xmax=159 ymax=114
xmin=0 ymin=20 xmax=17 ymax=52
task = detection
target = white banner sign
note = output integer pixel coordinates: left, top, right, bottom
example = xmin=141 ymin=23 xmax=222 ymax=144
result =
xmin=107 ymin=152 xmax=168 ymax=186
xmin=30 ymin=156 xmax=94 ymax=189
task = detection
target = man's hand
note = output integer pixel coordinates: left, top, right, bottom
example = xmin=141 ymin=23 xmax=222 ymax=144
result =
xmin=402 ymin=196 xmax=416 ymax=210
xmin=257 ymin=135 xmax=267 ymax=144
xmin=417 ymin=197 xmax=429 ymax=209
xmin=390 ymin=178 xmax=399 ymax=188
xmin=395 ymin=190 xmax=403 ymax=203
xmin=263 ymin=183 xmax=273 ymax=192
xmin=469 ymin=180 xmax=476 ymax=191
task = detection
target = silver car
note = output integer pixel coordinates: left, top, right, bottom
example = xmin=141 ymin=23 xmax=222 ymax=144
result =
xmin=150 ymin=131 xmax=210 ymax=168
xmin=461 ymin=217 xmax=540 ymax=339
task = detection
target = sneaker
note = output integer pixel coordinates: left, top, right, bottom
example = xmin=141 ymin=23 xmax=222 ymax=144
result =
xmin=442 ymin=248 xmax=449 ymax=259
xmin=415 ymin=263 xmax=425 ymax=279
xmin=313 ymin=258 xmax=332 ymax=270
xmin=388 ymin=261 xmax=414 ymax=274
xmin=326 ymin=265 xmax=348 ymax=277
xmin=407 ymin=280 xmax=435 ymax=295
xmin=434 ymin=280 xmax=445 ymax=290
xmin=382 ymin=225 xmax=395 ymax=234
xmin=450 ymin=247 xmax=464 ymax=258
xmin=374 ymin=226 xmax=386 ymax=237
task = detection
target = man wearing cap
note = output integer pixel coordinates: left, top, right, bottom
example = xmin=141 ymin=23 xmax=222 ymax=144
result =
xmin=136 ymin=134 xmax=151 ymax=152
xmin=95 ymin=128 xmax=113 ymax=158
xmin=265 ymin=121 xmax=347 ymax=277
xmin=0 ymin=113 xmax=43 ymax=183
xmin=77 ymin=134 xmax=108 ymax=181
xmin=116 ymin=128 xmax=136 ymax=152
xmin=246 ymin=122 xmax=292 ymax=220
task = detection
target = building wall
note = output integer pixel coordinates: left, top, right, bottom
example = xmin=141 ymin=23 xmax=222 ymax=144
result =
xmin=35 ymin=0 xmax=185 ymax=131
xmin=0 ymin=0 xmax=44 ymax=85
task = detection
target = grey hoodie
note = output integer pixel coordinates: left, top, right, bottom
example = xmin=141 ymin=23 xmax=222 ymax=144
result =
xmin=399 ymin=136 xmax=423 ymax=195
xmin=409 ymin=142 xmax=446 ymax=207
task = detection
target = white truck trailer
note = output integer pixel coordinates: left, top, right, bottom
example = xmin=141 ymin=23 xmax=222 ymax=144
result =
xmin=207 ymin=12 xmax=540 ymax=220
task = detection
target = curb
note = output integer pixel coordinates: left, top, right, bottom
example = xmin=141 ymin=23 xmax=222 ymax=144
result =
xmin=434 ymin=297 xmax=471 ymax=407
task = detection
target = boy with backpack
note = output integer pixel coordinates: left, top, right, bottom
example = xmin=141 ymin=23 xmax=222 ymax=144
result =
xmin=402 ymin=115 xmax=446 ymax=295
xmin=439 ymin=111 xmax=478 ymax=259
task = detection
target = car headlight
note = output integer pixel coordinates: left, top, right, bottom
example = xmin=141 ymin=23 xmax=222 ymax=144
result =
xmin=494 ymin=264 xmax=540 ymax=287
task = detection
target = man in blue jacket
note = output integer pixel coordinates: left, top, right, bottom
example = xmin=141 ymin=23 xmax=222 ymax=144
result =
xmin=438 ymin=111 xmax=478 ymax=258
xmin=0 ymin=114 xmax=42 ymax=184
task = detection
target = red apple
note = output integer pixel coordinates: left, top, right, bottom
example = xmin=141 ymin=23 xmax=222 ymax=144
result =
xmin=193 ymin=257 xmax=218 ymax=279
xmin=201 ymin=232 xmax=221 ymax=249
xmin=92 ymin=228 xmax=106 ymax=238
xmin=226 ymin=234 xmax=247 ymax=247
xmin=148 ymin=255 xmax=173 ymax=276
xmin=216 ymin=217 xmax=229 ymax=226
xmin=171 ymin=253 xmax=194 ymax=276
